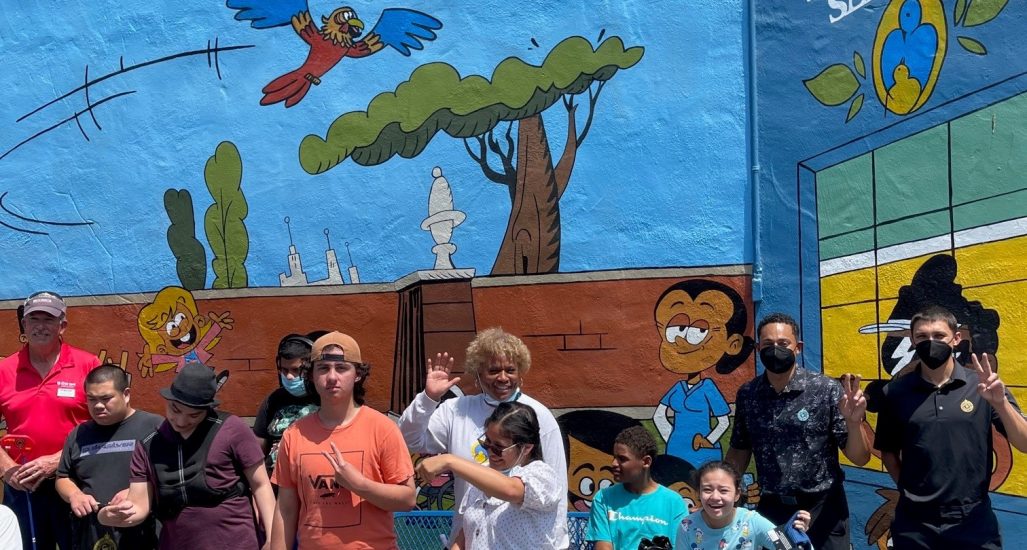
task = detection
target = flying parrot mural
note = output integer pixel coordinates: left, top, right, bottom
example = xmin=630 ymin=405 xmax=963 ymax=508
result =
xmin=225 ymin=0 xmax=443 ymax=107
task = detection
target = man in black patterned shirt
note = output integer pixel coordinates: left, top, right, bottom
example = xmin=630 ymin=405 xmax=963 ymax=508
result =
xmin=725 ymin=312 xmax=870 ymax=550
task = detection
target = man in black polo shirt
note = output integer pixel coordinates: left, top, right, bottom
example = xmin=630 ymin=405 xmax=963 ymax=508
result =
xmin=875 ymin=305 xmax=1027 ymax=549
xmin=725 ymin=312 xmax=870 ymax=550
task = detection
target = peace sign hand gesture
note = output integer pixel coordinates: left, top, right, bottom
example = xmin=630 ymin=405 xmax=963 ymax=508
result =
xmin=322 ymin=442 xmax=367 ymax=493
xmin=425 ymin=352 xmax=461 ymax=402
xmin=972 ymin=353 xmax=1007 ymax=407
xmin=838 ymin=373 xmax=867 ymax=423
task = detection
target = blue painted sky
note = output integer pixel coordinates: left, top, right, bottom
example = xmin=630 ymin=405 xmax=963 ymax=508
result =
xmin=0 ymin=0 xmax=750 ymax=299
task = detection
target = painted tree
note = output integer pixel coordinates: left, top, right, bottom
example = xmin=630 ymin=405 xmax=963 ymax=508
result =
xmin=299 ymin=36 xmax=644 ymax=274
xmin=163 ymin=189 xmax=207 ymax=290
xmin=204 ymin=141 xmax=249 ymax=288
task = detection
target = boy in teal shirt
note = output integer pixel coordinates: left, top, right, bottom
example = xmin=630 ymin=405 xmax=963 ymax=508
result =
xmin=587 ymin=426 xmax=688 ymax=549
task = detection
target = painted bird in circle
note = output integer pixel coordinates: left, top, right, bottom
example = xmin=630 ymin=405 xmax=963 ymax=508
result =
xmin=879 ymin=0 xmax=939 ymax=114
xmin=225 ymin=0 xmax=442 ymax=107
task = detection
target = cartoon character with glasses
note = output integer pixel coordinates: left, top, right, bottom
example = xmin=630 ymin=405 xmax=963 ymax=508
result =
xmin=652 ymin=280 xmax=754 ymax=467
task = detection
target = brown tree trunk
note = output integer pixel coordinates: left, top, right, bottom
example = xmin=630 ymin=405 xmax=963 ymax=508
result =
xmin=490 ymin=114 xmax=562 ymax=275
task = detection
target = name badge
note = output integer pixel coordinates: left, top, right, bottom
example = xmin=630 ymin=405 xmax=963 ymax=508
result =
xmin=57 ymin=380 xmax=77 ymax=398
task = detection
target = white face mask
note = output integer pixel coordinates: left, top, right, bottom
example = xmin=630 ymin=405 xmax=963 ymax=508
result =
xmin=497 ymin=447 xmax=528 ymax=475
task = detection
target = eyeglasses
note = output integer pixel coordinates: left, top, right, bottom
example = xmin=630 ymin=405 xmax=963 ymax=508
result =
xmin=477 ymin=436 xmax=518 ymax=456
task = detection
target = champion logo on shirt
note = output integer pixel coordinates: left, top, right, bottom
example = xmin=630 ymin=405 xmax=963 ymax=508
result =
xmin=607 ymin=510 xmax=671 ymax=526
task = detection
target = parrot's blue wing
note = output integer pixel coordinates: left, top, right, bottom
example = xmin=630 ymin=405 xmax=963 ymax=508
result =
xmin=225 ymin=0 xmax=309 ymax=29
xmin=368 ymin=9 xmax=443 ymax=56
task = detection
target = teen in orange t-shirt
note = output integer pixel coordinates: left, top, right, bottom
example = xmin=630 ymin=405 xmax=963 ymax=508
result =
xmin=270 ymin=332 xmax=415 ymax=550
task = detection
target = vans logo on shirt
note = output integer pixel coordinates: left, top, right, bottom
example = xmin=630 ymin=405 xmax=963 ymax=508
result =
xmin=307 ymin=474 xmax=343 ymax=497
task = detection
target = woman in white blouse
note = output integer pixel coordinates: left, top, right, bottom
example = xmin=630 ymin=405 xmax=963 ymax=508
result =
xmin=398 ymin=328 xmax=568 ymax=547
xmin=415 ymin=402 xmax=562 ymax=550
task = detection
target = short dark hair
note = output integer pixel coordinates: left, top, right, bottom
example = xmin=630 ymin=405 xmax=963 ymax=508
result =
xmin=911 ymin=305 xmax=958 ymax=334
xmin=86 ymin=363 xmax=130 ymax=393
xmin=756 ymin=312 xmax=800 ymax=342
xmin=614 ymin=426 xmax=658 ymax=461
xmin=694 ymin=460 xmax=742 ymax=492
xmin=486 ymin=402 xmax=544 ymax=463
xmin=277 ymin=333 xmax=314 ymax=361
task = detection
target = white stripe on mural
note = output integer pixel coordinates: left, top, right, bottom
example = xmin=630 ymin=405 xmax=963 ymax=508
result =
xmin=819 ymin=216 xmax=1027 ymax=277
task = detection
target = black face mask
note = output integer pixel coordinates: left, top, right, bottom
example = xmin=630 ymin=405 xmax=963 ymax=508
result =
xmin=915 ymin=339 xmax=953 ymax=370
xmin=759 ymin=345 xmax=796 ymax=374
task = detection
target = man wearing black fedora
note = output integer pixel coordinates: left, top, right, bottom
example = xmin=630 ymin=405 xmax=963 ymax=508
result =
xmin=99 ymin=362 xmax=275 ymax=550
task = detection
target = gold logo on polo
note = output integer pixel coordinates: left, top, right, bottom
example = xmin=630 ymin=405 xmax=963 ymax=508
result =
xmin=960 ymin=400 xmax=974 ymax=413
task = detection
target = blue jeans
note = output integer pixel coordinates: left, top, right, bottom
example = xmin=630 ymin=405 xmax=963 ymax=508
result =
xmin=3 ymin=479 xmax=72 ymax=550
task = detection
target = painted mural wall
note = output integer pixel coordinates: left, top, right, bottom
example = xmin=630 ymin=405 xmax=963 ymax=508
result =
xmin=756 ymin=0 xmax=1027 ymax=546
xmin=0 ymin=0 xmax=762 ymax=526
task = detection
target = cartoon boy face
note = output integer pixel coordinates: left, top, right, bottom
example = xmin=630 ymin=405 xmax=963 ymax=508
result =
xmin=567 ymin=436 xmax=616 ymax=511
xmin=656 ymin=288 xmax=744 ymax=376
xmin=158 ymin=299 xmax=203 ymax=353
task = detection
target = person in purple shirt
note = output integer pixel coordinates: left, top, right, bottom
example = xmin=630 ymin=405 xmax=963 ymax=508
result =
xmin=98 ymin=362 xmax=275 ymax=550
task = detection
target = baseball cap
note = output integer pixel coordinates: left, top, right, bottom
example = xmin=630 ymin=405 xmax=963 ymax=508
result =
xmin=311 ymin=332 xmax=362 ymax=363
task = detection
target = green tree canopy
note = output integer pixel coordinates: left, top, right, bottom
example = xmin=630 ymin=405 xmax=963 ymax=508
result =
xmin=299 ymin=36 xmax=644 ymax=174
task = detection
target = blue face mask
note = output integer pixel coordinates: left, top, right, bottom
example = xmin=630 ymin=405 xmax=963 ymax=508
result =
xmin=280 ymin=373 xmax=307 ymax=397
xmin=482 ymin=387 xmax=522 ymax=407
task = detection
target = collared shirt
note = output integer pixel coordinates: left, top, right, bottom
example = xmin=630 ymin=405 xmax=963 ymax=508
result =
xmin=730 ymin=367 xmax=848 ymax=494
xmin=874 ymin=364 xmax=1022 ymax=508
xmin=0 ymin=342 xmax=99 ymax=460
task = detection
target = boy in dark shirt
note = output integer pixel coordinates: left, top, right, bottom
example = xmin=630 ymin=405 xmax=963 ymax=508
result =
xmin=56 ymin=363 xmax=163 ymax=549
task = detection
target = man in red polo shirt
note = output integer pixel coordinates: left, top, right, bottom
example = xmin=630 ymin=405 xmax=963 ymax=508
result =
xmin=0 ymin=291 xmax=99 ymax=550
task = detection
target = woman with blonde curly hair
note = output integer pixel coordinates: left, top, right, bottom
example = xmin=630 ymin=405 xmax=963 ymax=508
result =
xmin=399 ymin=328 xmax=567 ymax=548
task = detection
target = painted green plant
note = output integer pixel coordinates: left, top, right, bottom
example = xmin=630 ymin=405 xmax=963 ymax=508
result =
xmin=204 ymin=141 xmax=249 ymax=289
xmin=163 ymin=189 xmax=207 ymax=290
xmin=804 ymin=52 xmax=867 ymax=122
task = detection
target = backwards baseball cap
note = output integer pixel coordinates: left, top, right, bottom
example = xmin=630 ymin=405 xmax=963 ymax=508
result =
xmin=23 ymin=291 xmax=66 ymax=317
xmin=311 ymin=331 xmax=362 ymax=363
